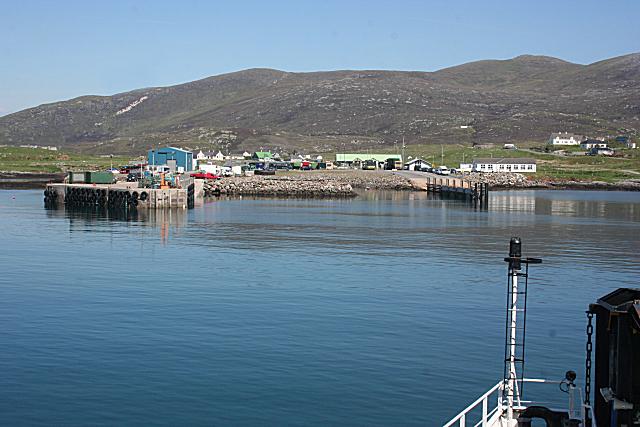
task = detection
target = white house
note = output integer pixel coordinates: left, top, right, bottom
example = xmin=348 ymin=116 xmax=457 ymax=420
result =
xmin=472 ymin=158 xmax=537 ymax=173
xmin=580 ymin=139 xmax=608 ymax=150
xmin=458 ymin=163 xmax=473 ymax=173
xmin=548 ymin=132 xmax=585 ymax=146
xmin=404 ymin=158 xmax=432 ymax=171
xmin=196 ymin=150 xmax=207 ymax=161
xmin=214 ymin=151 xmax=225 ymax=161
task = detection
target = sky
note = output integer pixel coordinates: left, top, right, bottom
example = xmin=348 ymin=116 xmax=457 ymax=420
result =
xmin=1 ymin=0 xmax=639 ymax=116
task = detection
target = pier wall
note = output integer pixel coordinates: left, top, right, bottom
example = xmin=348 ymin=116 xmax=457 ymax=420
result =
xmin=44 ymin=182 xmax=196 ymax=209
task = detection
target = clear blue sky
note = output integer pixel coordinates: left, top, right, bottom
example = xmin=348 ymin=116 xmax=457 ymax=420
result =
xmin=1 ymin=0 xmax=638 ymax=116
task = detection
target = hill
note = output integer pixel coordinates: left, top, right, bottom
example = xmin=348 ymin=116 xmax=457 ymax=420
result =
xmin=1 ymin=53 xmax=638 ymax=155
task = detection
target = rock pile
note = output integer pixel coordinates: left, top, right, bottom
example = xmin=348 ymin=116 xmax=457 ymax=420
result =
xmin=466 ymin=172 xmax=539 ymax=188
xmin=204 ymin=175 xmax=356 ymax=197
xmin=465 ymin=173 xmax=640 ymax=191
xmin=202 ymin=171 xmax=417 ymax=197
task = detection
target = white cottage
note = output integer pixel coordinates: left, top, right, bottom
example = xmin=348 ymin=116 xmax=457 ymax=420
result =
xmin=472 ymin=158 xmax=537 ymax=173
xmin=580 ymin=139 xmax=608 ymax=150
xmin=404 ymin=158 xmax=432 ymax=171
xmin=548 ymin=132 xmax=585 ymax=145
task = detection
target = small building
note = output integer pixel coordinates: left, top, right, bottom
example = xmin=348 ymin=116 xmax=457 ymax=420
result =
xmin=242 ymin=151 xmax=251 ymax=159
xmin=458 ymin=163 xmax=473 ymax=173
xmin=472 ymin=158 xmax=537 ymax=173
xmin=404 ymin=158 xmax=432 ymax=171
xmin=148 ymin=147 xmax=194 ymax=173
xmin=473 ymin=143 xmax=495 ymax=149
xmin=503 ymin=143 xmax=517 ymax=149
xmin=580 ymin=139 xmax=608 ymax=150
xmin=616 ymin=136 xmax=637 ymax=149
xmin=335 ymin=153 xmax=402 ymax=166
xmin=252 ymin=151 xmax=273 ymax=160
xmin=548 ymin=132 xmax=585 ymax=145
xmin=588 ymin=147 xmax=614 ymax=156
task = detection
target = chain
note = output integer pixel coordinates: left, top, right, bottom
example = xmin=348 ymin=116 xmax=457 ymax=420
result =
xmin=585 ymin=311 xmax=594 ymax=406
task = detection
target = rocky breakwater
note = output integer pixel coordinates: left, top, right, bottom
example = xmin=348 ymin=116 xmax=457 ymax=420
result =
xmin=203 ymin=171 xmax=417 ymax=198
xmin=465 ymin=172 xmax=640 ymax=191
xmin=204 ymin=175 xmax=356 ymax=197
xmin=465 ymin=172 xmax=540 ymax=189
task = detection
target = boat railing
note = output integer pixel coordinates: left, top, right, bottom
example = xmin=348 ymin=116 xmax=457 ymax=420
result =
xmin=443 ymin=378 xmax=597 ymax=427
xmin=442 ymin=381 xmax=503 ymax=427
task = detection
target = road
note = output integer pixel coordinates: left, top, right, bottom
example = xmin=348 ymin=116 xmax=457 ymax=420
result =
xmin=392 ymin=170 xmax=446 ymax=190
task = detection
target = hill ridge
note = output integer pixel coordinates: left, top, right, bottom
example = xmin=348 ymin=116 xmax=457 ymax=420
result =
xmin=1 ymin=53 xmax=637 ymax=154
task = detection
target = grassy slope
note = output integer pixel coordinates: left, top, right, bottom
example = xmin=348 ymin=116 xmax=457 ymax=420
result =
xmin=0 ymin=147 xmax=132 ymax=173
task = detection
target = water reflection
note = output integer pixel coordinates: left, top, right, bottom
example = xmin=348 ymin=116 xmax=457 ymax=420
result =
xmin=489 ymin=191 xmax=640 ymax=222
xmin=45 ymin=205 xmax=188 ymax=243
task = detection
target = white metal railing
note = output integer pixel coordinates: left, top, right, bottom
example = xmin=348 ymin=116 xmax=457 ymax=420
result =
xmin=443 ymin=381 xmax=503 ymax=427
xmin=443 ymin=378 xmax=597 ymax=427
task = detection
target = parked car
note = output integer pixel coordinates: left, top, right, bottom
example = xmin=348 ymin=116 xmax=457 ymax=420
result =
xmin=190 ymin=172 xmax=220 ymax=180
xmin=435 ymin=166 xmax=451 ymax=175
xmin=126 ymin=172 xmax=142 ymax=182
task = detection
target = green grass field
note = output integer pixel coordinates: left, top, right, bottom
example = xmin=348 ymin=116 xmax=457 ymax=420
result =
xmin=0 ymin=147 xmax=133 ymax=173
xmin=2 ymin=144 xmax=639 ymax=183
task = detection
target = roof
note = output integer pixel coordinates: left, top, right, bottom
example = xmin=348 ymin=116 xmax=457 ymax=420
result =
xmin=405 ymin=158 xmax=431 ymax=165
xmin=582 ymin=139 xmax=605 ymax=143
xmin=473 ymin=158 xmax=537 ymax=165
xmin=150 ymin=146 xmax=193 ymax=155
xmin=549 ymin=132 xmax=584 ymax=140
xmin=253 ymin=151 xmax=273 ymax=159
xmin=336 ymin=153 xmax=402 ymax=162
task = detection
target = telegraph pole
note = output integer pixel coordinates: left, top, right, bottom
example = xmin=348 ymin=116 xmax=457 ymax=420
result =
xmin=401 ymin=136 xmax=406 ymax=164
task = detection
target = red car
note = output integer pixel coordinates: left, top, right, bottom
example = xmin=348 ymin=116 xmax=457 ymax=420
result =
xmin=190 ymin=172 xmax=220 ymax=180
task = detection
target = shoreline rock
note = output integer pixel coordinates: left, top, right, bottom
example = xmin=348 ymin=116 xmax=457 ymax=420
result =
xmin=203 ymin=171 xmax=417 ymax=198
xmin=465 ymin=172 xmax=640 ymax=192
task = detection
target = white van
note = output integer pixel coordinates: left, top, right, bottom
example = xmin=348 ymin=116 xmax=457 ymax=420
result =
xmin=436 ymin=166 xmax=451 ymax=175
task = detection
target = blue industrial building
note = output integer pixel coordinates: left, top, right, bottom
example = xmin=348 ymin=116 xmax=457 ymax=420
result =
xmin=147 ymin=147 xmax=194 ymax=172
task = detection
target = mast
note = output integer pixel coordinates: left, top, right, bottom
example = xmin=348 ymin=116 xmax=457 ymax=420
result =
xmin=502 ymin=238 xmax=541 ymax=424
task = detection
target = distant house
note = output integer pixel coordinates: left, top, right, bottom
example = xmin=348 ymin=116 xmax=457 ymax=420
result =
xmin=335 ymin=153 xmax=402 ymax=165
xmin=213 ymin=151 xmax=225 ymax=161
xmin=588 ymin=147 xmax=614 ymax=156
xmin=148 ymin=147 xmax=194 ymax=172
xmin=196 ymin=150 xmax=208 ymax=161
xmin=472 ymin=158 xmax=537 ymax=173
xmin=473 ymin=143 xmax=495 ymax=149
xmin=458 ymin=163 xmax=473 ymax=173
xmin=503 ymin=143 xmax=517 ymax=149
xmin=580 ymin=139 xmax=608 ymax=150
xmin=252 ymin=151 xmax=273 ymax=160
xmin=548 ymin=132 xmax=585 ymax=145
xmin=404 ymin=158 xmax=432 ymax=171
xmin=616 ymin=136 xmax=637 ymax=149
xmin=242 ymin=151 xmax=251 ymax=159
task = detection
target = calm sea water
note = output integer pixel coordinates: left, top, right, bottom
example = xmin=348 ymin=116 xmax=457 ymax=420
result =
xmin=1 ymin=189 xmax=639 ymax=425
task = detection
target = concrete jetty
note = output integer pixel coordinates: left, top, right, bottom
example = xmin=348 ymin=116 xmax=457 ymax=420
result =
xmin=44 ymin=179 xmax=204 ymax=210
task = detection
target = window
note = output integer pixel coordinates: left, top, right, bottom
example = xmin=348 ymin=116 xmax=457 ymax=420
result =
xmin=528 ymin=164 xmax=533 ymax=170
